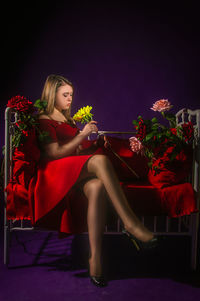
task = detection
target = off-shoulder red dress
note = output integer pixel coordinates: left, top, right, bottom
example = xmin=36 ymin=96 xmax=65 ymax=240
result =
xmin=31 ymin=119 xmax=101 ymax=237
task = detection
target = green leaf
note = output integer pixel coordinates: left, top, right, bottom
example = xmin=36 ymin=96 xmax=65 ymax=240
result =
xmin=34 ymin=99 xmax=48 ymax=110
xmin=132 ymin=120 xmax=138 ymax=126
xmin=163 ymin=113 xmax=176 ymax=127
xmin=165 ymin=131 xmax=171 ymax=137
xmin=13 ymin=133 xmax=22 ymax=148
xmin=2 ymin=146 xmax=5 ymax=156
xmin=38 ymin=131 xmax=51 ymax=143
xmin=145 ymin=132 xmax=156 ymax=141
xmin=151 ymin=117 xmax=158 ymax=123
xmin=151 ymin=123 xmax=159 ymax=130
xmin=164 ymin=112 xmax=176 ymax=119
xmin=169 ymin=120 xmax=176 ymax=128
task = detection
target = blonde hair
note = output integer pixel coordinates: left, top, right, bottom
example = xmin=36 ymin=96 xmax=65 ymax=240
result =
xmin=41 ymin=74 xmax=74 ymax=122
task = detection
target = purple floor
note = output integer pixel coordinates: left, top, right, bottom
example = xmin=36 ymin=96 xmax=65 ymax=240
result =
xmin=0 ymin=228 xmax=200 ymax=301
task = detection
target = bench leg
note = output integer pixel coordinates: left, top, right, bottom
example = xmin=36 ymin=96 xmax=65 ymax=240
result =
xmin=4 ymin=221 xmax=10 ymax=266
xmin=190 ymin=213 xmax=199 ymax=270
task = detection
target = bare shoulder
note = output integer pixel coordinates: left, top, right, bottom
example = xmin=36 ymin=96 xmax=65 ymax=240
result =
xmin=38 ymin=114 xmax=50 ymax=120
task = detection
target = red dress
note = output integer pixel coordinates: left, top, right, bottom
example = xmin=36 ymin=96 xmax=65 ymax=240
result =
xmin=31 ymin=119 xmax=101 ymax=237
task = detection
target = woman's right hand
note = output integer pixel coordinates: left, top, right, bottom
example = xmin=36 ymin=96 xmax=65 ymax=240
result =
xmin=81 ymin=121 xmax=98 ymax=137
xmin=42 ymin=120 xmax=98 ymax=160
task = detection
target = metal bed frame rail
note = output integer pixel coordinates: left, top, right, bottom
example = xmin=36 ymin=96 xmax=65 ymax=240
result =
xmin=3 ymin=107 xmax=200 ymax=270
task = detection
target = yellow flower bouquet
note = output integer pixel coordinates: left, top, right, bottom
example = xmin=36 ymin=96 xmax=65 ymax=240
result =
xmin=73 ymin=105 xmax=93 ymax=124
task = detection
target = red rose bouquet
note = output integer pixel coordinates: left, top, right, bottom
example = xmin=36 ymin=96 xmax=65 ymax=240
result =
xmin=130 ymin=99 xmax=194 ymax=175
xmin=6 ymin=95 xmax=37 ymax=148
xmin=7 ymin=95 xmax=35 ymax=114
xmin=6 ymin=96 xmax=48 ymax=149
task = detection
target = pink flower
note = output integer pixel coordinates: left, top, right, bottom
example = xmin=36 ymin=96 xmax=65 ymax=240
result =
xmin=129 ymin=137 xmax=144 ymax=154
xmin=151 ymin=99 xmax=173 ymax=112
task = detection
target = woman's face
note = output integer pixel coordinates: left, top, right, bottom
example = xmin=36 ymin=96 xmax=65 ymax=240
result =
xmin=55 ymin=84 xmax=73 ymax=111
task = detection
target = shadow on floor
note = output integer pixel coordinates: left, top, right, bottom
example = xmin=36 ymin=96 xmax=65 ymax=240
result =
xmin=72 ymin=234 xmax=200 ymax=288
xmin=1 ymin=230 xmax=200 ymax=288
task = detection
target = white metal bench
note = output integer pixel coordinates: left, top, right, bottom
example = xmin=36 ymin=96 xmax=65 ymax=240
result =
xmin=3 ymin=107 xmax=200 ymax=269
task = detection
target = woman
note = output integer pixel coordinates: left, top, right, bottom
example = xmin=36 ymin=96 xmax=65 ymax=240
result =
xmin=35 ymin=74 xmax=159 ymax=287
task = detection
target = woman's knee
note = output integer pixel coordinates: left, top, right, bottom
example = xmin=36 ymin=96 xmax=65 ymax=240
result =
xmin=88 ymin=154 xmax=111 ymax=172
xmin=83 ymin=178 xmax=105 ymax=197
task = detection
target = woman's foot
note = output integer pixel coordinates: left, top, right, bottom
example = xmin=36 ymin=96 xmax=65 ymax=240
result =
xmin=122 ymin=227 xmax=160 ymax=251
xmin=90 ymin=275 xmax=107 ymax=287
xmin=124 ymin=222 xmax=154 ymax=243
xmin=88 ymin=256 xmax=107 ymax=287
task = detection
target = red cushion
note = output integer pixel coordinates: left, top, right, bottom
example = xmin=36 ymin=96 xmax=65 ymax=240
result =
xmin=122 ymin=181 xmax=164 ymax=216
xmin=122 ymin=181 xmax=197 ymax=217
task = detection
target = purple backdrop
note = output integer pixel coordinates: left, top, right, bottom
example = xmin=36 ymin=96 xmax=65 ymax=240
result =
xmin=1 ymin=2 xmax=200 ymax=152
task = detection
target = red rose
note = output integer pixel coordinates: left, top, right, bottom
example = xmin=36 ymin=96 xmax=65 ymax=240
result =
xmin=136 ymin=119 xmax=147 ymax=141
xmin=22 ymin=130 xmax=29 ymax=136
xmin=170 ymin=128 xmax=177 ymax=135
xmin=151 ymin=156 xmax=169 ymax=174
xmin=181 ymin=122 xmax=194 ymax=142
xmin=7 ymin=95 xmax=35 ymax=114
xmin=164 ymin=146 xmax=175 ymax=156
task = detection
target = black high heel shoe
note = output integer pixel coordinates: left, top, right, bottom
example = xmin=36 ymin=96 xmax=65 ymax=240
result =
xmin=88 ymin=254 xmax=107 ymax=287
xmin=122 ymin=228 xmax=160 ymax=251
xmin=90 ymin=275 xmax=107 ymax=287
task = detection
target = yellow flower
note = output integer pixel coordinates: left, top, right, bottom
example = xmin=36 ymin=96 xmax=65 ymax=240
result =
xmin=73 ymin=105 xmax=93 ymax=124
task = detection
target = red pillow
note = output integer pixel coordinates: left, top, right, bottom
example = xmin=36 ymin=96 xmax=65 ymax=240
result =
xmin=6 ymin=182 xmax=31 ymax=220
xmin=6 ymin=129 xmax=40 ymax=220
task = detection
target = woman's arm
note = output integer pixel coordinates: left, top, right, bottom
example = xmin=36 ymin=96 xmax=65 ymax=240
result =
xmin=76 ymin=135 xmax=108 ymax=156
xmin=43 ymin=121 xmax=98 ymax=159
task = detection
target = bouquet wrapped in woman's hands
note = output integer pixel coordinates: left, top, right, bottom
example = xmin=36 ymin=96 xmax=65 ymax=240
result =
xmin=73 ymin=105 xmax=108 ymax=154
